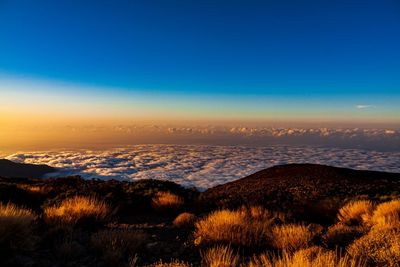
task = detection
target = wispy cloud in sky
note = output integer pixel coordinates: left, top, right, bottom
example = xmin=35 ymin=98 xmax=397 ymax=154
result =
xmin=356 ymin=105 xmax=375 ymax=109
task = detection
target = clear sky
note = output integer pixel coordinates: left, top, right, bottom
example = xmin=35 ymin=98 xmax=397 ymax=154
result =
xmin=0 ymin=1 xmax=400 ymax=151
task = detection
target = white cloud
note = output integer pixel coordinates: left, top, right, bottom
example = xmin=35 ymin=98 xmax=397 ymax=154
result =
xmin=5 ymin=145 xmax=400 ymax=190
xmin=356 ymin=104 xmax=374 ymax=109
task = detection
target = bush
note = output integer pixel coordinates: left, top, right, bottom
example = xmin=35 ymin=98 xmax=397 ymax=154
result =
xmin=248 ymin=247 xmax=365 ymax=267
xmin=91 ymin=229 xmax=147 ymax=266
xmin=0 ymin=202 xmax=36 ymax=250
xmin=271 ymin=224 xmax=314 ymax=252
xmin=347 ymin=227 xmax=400 ymax=266
xmin=152 ymin=192 xmax=184 ymax=214
xmin=201 ymin=245 xmax=239 ymax=267
xmin=323 ymin=223 xmax=367 ymax=248
xmin=337 ymin=200 xmax=374 ymax=226
xmin=54 ymin=237 xmax=86 ymax=262
xmin=44 ymin=196 xmax=110 ymax=227
xmin=19 ymin=184 xmax=48 ymax=195
xmin=147 ymin=259 xmax=191 ymax=267
xmin=173 ymin=212 xmax=197 ymax=228
xmin=369 ymin=199 xmax=400 ymax=228
xmin=194 ymin=207 xmax=275 ymax=247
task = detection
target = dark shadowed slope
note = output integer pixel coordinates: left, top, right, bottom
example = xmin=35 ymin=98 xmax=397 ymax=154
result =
xmin=200 ymin=164 xmax=400 ymax=221
xmin=0 ymin=159 xmax=56 ymax=178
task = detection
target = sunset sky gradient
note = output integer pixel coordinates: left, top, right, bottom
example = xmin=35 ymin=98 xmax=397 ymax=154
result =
xmin=1 ymin=1 xmax=399 ymax=152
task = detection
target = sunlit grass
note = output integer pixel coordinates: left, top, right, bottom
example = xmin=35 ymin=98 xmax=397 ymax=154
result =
xmin=348 ymin=227 xmax=400 ymax=266
xmin=201 ymin=245 xmax=240 ymax=267
xmin=271 ymin=224 xmax=314 ymax=252
xmin=194 ymin=207 xmax=276 ymax=247
xmin=44 ymin=196 xmax=110 ymax=226
xmin=337 ymin=200 xmax=374 ymax=226
xmin=147 ymin=259 xmax=191 ymax=267
xmin=152 ymin=192 xmax=184 ymax=214
xmin=173 ymin=212 xmax=197 ymax=228
xmin=0 ymin=202 xmax=36 ymax=249
xmin=248 ymin=247 xmax=365 ymax=267
xmin=323 ymin=223 xmax=367 ymax=248
xmin=369 ymin=199 xmax=400 ymax=228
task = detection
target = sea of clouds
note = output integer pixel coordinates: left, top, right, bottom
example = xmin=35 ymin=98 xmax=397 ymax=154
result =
xmin=6 ymin=145 xmax=400 ymax=190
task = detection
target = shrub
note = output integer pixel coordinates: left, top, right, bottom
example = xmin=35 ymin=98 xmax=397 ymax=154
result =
xmin=271 ymin=224 xmax=314 ymax=252
xmin=201 ymin=245 xmax=239 ymax=267
xmin=91 ymin=229 xmax=147 ymax=266
xmin=0 ymin=202 xmax=36 ymax=250
xmin=173 ymin=212 xmax=197 ymax=228
xmin=323 ymin=224 xmax=367 ymax=248
xmin=247 ymin=247 xmax=365 ymax=267
xmin=54 ymin=237 xmax=86 ymax=261
xmin=18 ymin=184 xmax=48 ymax=195
xmin=152 ymin=192 xmax=184 ymax=214
xmin=347 ymin=227 xmax=400 ymax=266
xmin=147 ymin=259 xmax=191 ymax=267
xmin=194 ymin=208 xmax=275 ymax=247
xmin=44 ymin=196 xmax=110 ymax=227
xmin=369 ymin=199 xmax=400 ymax=228
xmin=240 ymin=206 xmax=286 ymax=223
xmin=337 ymin=200 xmax=374 ymax=225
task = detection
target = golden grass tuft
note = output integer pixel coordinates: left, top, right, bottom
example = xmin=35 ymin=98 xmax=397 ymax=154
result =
xmin=152 ymin=192 xmax=184 ymax=214
xmin=44 ymin=196 xmax=110 ymax=226
xmin=201 ymin=245 xmax=239 ymax=267
xmin=248 ymin=247 xmax=365 ymax=267
xmin=337 ymin=200 xmax=374 ymax=225
xmin=91 ymin=229 xmax=147 ymax=266
xmin=347 ymin=227 xmax=400 ymax=266
xmin=147 ymin=259 xmax=191 ymax=267
xmin=0 ymin=202 xmax=36 ymax=250
xmin=173 ymin=212 xmax=197 ymax=228
xmin=18 ymin=184 xmax=48 ymax=195
xmin=194 ymin=207 xmax=275 ymax=247
xmin=369 ymin=199 xmax=400 ymax=228
xmin=240 ymin=206 xmax=286 ymax=223
xmin=271 ymin=224 xmax=314 ymax=252
xmin=323 ymin=223 xmax=368 ymax=248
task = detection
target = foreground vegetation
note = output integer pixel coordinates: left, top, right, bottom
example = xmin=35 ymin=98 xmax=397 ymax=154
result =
xmin=0 ymin=167 xmax=399 ymax=266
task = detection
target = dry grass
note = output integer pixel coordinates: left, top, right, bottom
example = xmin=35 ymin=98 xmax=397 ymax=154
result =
xmin=369 ymin=199 xmax=400 ymax=228
xmin=271 ymin=224 xmax=314 ymax=252
xmin=347 ymin=227 xmax=400 ymax=266
xmin=18 ymin=184 xmax=48 ymax=195
xmin=323 ymin=223 xmax=368 ymax=248
xmin=0 ymin=202 xmax=36 ymax=250
xmin=152 ymin=192 xmax=184 ymax=214
xmin=337 ymin=200 xmax=374 ymax=226
xmin=241 ymin=206 xmax=286 ymax=223
xmin=202 ymin=245 xmax=240 ymax=267
xmin=173 ymin=212 xmax=197 ymax=228
xmin=54 ymin=237 xmax=85 ymax=261
xmin=247 ymin=247 xmax=365 ymax=267
xmin=44 ymin=196 xmax=110 ymax=226
xmin=194 ymin=207 xmax=275 ymax=247
xmin=91 ymin=229 xmax=147 ymax=266
xmin=147 ymin=259 xmax=191 ymax=267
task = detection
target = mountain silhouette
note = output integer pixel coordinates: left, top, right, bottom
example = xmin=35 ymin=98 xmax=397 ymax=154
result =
xmin=0 ymin=159 xmax=55 ymax=178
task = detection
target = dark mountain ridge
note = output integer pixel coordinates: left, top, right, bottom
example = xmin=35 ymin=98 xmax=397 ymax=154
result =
xmin=200 ymin=164 xmax=400 ymax=221
xmin=0 ymin=159 xmax=56 ymax=178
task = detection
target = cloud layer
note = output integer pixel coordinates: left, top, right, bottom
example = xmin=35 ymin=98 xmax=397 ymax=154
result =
xmin=6 ymin=145 xmax=400 ymax=190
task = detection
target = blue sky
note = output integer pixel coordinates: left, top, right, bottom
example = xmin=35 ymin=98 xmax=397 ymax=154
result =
xmin=0 ymin=0 xmax=399 ymax=123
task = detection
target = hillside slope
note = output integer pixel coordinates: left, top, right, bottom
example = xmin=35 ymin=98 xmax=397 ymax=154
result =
xmin=200 ymin=164 xmax=400 ymax=221
xmin=0 ymin=159 xmax=55 ymax=178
